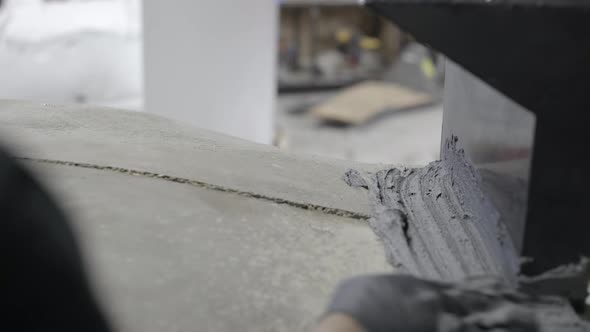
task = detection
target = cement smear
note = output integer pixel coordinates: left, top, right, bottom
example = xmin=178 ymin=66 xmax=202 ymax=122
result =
xmin=345 ymin=136 xmax=520 ymax=284
xmin=345 ymin=136 xmax=590 ymax=331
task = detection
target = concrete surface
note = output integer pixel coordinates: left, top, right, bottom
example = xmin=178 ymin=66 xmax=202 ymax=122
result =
xmin=0 ymin=101 xmax=390 ymax=332
xmin=276 ymin=92 xmax=443 ymax=166
xmin=0 ymin=100 xmax=384 ymax=217
xmin=443 ymin=61 xmax=535 ymax=252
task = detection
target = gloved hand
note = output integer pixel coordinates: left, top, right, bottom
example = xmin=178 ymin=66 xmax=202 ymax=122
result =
xmin=319 ymin=274 xmax=538 ymax=332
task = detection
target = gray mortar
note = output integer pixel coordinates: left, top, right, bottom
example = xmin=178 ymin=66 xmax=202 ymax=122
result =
xmin=345 ymin=136 xmax=519 ymax=284
xmin=345 ymin=136 xmax=590 ymax=331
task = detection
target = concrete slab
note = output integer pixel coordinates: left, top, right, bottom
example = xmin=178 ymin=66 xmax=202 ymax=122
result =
xmin=0 ymin=101 xmax=391 ymax=331
xmin=29 ymin=162 xmax=389 ymax=332
xmin=0 ymin=100 xmax=383 ymax=217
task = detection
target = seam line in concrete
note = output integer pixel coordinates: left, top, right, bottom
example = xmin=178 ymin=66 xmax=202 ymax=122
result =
xmin=19 ymin=157 xmax=370 ymax=221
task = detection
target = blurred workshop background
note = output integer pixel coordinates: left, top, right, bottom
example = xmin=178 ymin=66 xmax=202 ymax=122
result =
xmin=0 ymin=0 xmax=443 ymax=166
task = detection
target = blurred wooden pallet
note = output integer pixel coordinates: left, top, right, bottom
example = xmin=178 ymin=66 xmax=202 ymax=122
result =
xmin=310 ymin=81 xmax=433 ymax=125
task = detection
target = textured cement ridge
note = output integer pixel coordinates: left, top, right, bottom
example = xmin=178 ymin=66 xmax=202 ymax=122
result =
xmin=345 ymin=136 xmax=520 ymax=284
xmin=345 ymin=137 xmax=590 ymax=331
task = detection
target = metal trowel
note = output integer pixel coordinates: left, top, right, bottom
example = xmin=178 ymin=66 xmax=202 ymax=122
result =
xmin=363 ymin=0 xmax=590 ymax=275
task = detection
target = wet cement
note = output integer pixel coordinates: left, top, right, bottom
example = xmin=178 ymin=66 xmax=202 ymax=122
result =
xmin=345 ymin=136 xmax=590 ymax=331
xmin=345 ymin=136 xmax=520 ymax=284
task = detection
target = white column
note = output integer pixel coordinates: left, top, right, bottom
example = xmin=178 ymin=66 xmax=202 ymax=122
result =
xmin=143 ymin=1 xmax=277 ymax=144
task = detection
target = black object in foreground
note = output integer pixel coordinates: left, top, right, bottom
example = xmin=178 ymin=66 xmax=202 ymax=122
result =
xmin=327 ymin=274 xmax=540 ymax=332
xmin=0 ymin=148 xmax=111 ymax=331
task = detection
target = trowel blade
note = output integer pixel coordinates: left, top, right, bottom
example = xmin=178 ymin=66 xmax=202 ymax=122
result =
xmin=442 ymin=62 xmax=535 ymax=253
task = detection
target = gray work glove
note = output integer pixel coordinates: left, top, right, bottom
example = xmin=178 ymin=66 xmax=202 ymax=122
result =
xmin=325 ymin=274 xmax=538 ymax=332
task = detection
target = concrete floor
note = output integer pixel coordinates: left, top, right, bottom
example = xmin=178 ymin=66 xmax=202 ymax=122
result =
xmin=0 ymin=101 xmax=391 ymax=332
xmin=275 ymin=43 xmax=444 ymax=167
xmin=276 ymin=92 xmax=443 ymax=166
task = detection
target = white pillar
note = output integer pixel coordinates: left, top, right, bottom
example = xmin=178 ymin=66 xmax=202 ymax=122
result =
xmin=143 ymin=1 xmax=277 ymax=144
